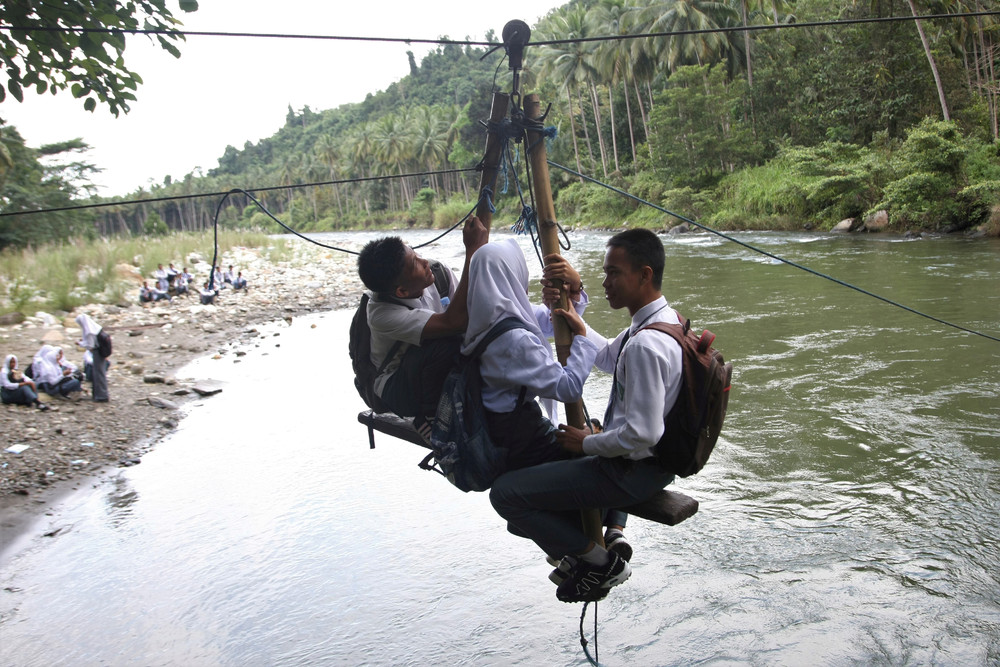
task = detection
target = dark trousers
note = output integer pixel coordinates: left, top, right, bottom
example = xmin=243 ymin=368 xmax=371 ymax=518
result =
xmin=2 ymin=385 xmax=37 ymax=406
xmin=91 ymin=349 xmax=109 ymax=401
xmin=486 ymin=400 xmax=570 ymax=473
xmin=380 ymin=336 xmax=461 ymax=419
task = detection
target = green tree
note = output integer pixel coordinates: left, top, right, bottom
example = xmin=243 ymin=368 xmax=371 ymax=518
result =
xmin=648 ymin=64 xmax=757 ymax=187
xmin=0 ymin=126 xmax=96 ymax=248
xmin=629 ymin=0 xmax=736 ymax=74
xmin=0 ymin=0 xmax=199 ymax=116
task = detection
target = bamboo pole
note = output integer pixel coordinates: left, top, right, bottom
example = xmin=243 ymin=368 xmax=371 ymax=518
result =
xmin=523 ymin=93 xmax=604 ymax=548
xmin=476 ymin=92 xmax=510 ymax=227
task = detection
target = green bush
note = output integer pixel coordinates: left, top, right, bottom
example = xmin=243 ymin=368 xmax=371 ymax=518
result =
xmin=409 ymin=187 xmax=436 ymax=227
xmin=875 ymin=172 xmax=957 ymax=227
xmin=433 ymin=195 xmax=476 ymax=229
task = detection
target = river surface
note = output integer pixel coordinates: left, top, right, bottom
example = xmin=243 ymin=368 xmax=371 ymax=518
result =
xmin=1 ymin=230 xmax=998 ymax=666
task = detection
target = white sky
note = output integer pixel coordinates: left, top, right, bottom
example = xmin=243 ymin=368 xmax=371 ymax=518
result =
xmin=1 ymin=0 xmax=563 ymax=196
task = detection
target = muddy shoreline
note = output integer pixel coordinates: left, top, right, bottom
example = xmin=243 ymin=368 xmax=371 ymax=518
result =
xmin=0 ymin=241 xmax=363 ymax=561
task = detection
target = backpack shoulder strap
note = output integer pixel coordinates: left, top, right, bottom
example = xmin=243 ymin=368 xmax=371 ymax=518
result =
xmin=429 ymin=260 xmax=452 ymax=300
xmin=361 ymin=292 xmax=408 ymax=374
xmin=471 ymin=316 xmax=528 ymax=359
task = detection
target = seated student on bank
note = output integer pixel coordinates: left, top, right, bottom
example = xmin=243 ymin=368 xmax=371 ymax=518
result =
xmin=232 ymin=271 xmax=247 ymax=290
xmin=490 ymin=228 xmax=683 ymax=604
xmin=166 ymin=263 xmax=180 ymax=288
xmin=140 ymin=280 xmax=170 ymax=303
xmin=153 ymin=264 xmax=170 ymax=292
xmin=1 ymin=354 xmax=49 ymax=410
xmin=32 ymin=345 xmax=83 ymax=399
xmin=356 ymin=215 xmax=488 ymax=440
xmin=173 ymin=270 xmax=190 ymax=296
xmin=212 ymin=266 xmax=225 ymax=289
xmin=199 ymin=281 xmax=218 ymax=305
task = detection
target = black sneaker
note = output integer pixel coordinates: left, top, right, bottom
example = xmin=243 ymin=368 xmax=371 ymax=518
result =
xmin=548 ymin=556 xmax=573 ymax=585
xmin=605 ymin=530 xmax=633 ymax=563
xmin=556 ymin=552 xmax=631 ymax=603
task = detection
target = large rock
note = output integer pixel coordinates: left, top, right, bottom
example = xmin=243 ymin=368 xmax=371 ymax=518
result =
xmin=832 ymin=218 xmax=857 ymax=232
xmin=148 ymin=396 xmax=179 ymax=410
xmin=863 ymin=210 xmax=889 ymax=232
xmin=0 ymin=312 xmax=25 ymax=325
xmin=192 ymin=381 xmax=224 ymax=396
xmin=41 ymin=329 xmax=66 ymax=343
xmin=34 ymin=311 xmax=58 ymax=326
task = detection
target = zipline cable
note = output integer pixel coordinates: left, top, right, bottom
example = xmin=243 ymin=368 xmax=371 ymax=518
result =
xmin=4 ymin=10 xmax=997 ymax=47
xmin=0 ymin=167 xmax=478 ymax=218
xmin=547 ymin=160 xmax=1000 ymax=344
xmin=206 ymin=187 xmax=485 ymax=259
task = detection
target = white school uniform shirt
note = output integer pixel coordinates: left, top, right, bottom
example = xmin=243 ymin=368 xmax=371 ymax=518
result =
xmin=367 ymin=265 xmax=458 ymax=397
xmin=582 ymin=296 xmax=684 ymax=461
xmin=463 ymin=239 xmax=597 ymax=417
xmin=153 ymin=267 xmax=168 ymax=290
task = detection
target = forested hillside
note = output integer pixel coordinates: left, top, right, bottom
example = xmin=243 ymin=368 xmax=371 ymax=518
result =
xmin=3 ymin=0 xmax=999 ymax=246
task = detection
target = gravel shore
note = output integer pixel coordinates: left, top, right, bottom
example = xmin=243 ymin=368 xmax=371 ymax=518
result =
xmin=0 ymin=240 xmax=363 ymax=555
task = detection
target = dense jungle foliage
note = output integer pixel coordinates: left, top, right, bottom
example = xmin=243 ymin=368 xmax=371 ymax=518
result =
xmin=2 ymin=0 xmax=999 ymax=248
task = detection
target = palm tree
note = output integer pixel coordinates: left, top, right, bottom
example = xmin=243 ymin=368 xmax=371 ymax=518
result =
xmin=314 ymin=133 xmax=344 ymax=217
xmin=631 ymin=0 xmax=736 ymax=74
xmin=537 ymin=5 xmax=606 ymax=177
xmin=534 ymin=17 xmax=586 ymax=179
xmin=277 ymin=154 xmax=300 ymax=222
xmin=905 ymin=0 xmax=951 ymax=120
xmin=373 ymin=113 xmax=414 ymax=210
xmin=411 ymin=106 xmax=450 ymax=193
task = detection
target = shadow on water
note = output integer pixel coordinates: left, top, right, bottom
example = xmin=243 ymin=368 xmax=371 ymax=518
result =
xmin=1 ymin=231 xmax=998 ymax=666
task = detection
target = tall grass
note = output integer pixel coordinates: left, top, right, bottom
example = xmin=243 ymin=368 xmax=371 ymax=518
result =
xmin=0 ymin=231 xmax=289 ymax=315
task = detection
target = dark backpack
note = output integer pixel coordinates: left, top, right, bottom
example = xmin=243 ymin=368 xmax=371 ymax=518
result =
xmin=349 ymin=260 xmax=452 ymax=413
xmin=96 ymin=330 xmax=113 ymax=358
xmin=641 ymin=315 xmax=733 ymax=477
xmin=419 ymin=316 xmax=527 ymax=492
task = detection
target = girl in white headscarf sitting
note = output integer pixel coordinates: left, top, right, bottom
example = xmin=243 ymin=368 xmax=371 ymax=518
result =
xmin=461 ymin=239 xmax=598 ymax=478
xmin=32 ymin=345 xmax=82 ymax=398
xmin=1 ymin=354 xmax=49 ymax=410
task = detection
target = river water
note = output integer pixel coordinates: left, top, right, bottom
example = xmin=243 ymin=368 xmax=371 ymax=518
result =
xmin=1 ymin=230 xmax=998 ymax=666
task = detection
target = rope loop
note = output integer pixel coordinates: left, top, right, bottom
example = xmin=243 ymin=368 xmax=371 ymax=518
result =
xmin=510 ymin=205 xmax=537 ymax=236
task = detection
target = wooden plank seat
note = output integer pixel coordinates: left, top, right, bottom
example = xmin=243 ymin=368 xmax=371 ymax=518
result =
xmin=358 ymin=409 xmax=699 ymax=527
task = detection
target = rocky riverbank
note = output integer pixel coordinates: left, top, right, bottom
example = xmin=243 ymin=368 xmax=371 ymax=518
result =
xmin=0 ymin=240 xmax=363 ymax=551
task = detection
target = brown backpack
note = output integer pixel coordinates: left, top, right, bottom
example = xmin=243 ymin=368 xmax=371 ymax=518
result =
xmin=641 ymin=315 xmax=733 ymax=477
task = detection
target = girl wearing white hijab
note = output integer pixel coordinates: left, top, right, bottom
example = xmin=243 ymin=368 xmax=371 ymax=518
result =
xmin=32 ymin=345 xmax=68 ymax=397
xmin=462 ymin=239 xmax=599 ymax=475
xmin=76 ymin=313 xmax=109 ymax=402
xmin=33 ymin=346 xmax=82 ymax=398
xmin=1 ymin=354 xmax=48 ymax=409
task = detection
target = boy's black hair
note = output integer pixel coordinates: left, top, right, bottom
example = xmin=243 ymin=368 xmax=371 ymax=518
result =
xmin=357 ymin=236 xmax=407 ymax=294
xmin=606 ymin=228 xmax=665 ymax=289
